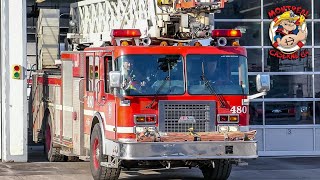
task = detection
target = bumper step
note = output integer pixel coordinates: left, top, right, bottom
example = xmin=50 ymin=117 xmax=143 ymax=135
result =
xmin=138 ymin=130 xmax=257 ymax=142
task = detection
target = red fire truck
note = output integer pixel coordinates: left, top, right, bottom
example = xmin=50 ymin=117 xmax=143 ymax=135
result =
xmin=31 ymin=1 xmax=270 ymax=180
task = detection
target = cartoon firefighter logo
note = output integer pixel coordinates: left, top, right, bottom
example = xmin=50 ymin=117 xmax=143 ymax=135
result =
xmin=269 ymin=10 xmax=307 ymax=54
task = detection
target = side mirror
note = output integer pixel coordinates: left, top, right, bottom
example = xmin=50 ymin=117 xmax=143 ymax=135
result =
xmin=256 ymin=74 xmax=270 ymax=92
xmin=109 ymin=71 xmax=121 ymax=88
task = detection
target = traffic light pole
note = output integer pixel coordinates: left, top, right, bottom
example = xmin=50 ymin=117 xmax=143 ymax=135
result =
xmin=0 ymin=0 xmax=27 ymax=162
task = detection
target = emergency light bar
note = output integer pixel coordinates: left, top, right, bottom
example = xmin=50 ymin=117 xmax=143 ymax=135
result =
xmin=211 ymin=29 xmax=242 ymax=38
xmin=111 ymin=29 xmax=141 ymax=38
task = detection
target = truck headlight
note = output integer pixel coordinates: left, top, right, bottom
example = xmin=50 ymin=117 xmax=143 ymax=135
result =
xmin=134 ymin=127 xmax=145 ymax=134
xmin=218 ymin=125 xmax=239 ymax=132
xmin=134 ymin=126 xmax=156 ymax=134
xmin=228 ymin=125 xmax=240 ymax=132
xmin=218 ymin=126 xmax=229 ymax=133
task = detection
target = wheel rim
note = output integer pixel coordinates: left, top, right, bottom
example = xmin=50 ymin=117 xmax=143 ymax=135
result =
xmin=92 ymin=138 xmax=100 ymax=170
xmin=45 ymin=123 xmax=51 ymax=154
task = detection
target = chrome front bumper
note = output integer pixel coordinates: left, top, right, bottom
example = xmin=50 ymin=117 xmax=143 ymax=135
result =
xmin=106 ymin=140 xmax=258 ymax=160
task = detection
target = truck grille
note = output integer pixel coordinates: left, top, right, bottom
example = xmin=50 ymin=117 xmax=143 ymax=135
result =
xmin=158 ymin=101 xmax=216 ymax=132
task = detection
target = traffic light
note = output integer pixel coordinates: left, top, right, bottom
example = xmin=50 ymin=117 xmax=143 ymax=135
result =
xmin=95 ymin=66 xmax=99 ymax=78
xmin=12 ymin=65 xmax=22 ymax=79
xmin=89 ymin=65 xmax=99 ymax=78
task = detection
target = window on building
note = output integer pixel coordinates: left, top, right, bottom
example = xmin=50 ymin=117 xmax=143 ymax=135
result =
xmin=266 ymin=75 xmax=313 ymax=98
xmin=248 ymin=49 xmax=263 ymax=72
xmin=316 ymin=101 xmax=320 ymax=124
xmin=263 ymin=0 xmax=311 ymax=19
xmin=314 ymin=49 xmax=320 ymax=72
xmin=314 ymin=75 xmax=320 ymax=97
xmin=215 ymin=0 xmax=261 ymax=19
xmin=264 ymin=48 xmax=312 ymax=72
xmin=265 ymin=101 xmax=313 ymax=125
xmin=248 ymin=75 xmax=259 ymax=96
xmin=314 ymin=0 xmax=320 ymax=19
xmin=249 ymin=102 xmax=263 ymax=125
xmin=215 ymin=22 xmax=261 ymax=46
xmin=315 ymin=23 xmax=320 ymax=46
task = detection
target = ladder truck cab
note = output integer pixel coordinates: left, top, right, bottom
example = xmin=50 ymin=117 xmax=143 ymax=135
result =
xmin=31 ymin=0 xmax=271 ymax=180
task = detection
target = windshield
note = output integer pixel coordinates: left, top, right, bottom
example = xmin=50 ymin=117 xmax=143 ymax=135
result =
xmin=186 ymin=55 xmax=249 ymax=95
xmin=116 ymin=54 xmax=184 ymax=96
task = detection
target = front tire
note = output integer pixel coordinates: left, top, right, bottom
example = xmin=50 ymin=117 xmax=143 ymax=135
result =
xmin=200 ymin=159 xmax=232 ymax=180
xmin=90 ymin=123 xmax=121 ymax=180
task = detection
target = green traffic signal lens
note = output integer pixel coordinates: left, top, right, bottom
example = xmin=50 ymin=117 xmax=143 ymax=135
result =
xmin=95 ymin=72 xmax=99 ymax=78
xmin=14 ymin=72 xmax=20 ymax=78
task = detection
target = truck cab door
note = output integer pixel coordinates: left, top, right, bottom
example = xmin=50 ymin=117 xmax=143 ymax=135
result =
xmin=83 ymin=54 xmax=96 ymax=136
xmin=96 ymin=55 xmax=116 ymax=140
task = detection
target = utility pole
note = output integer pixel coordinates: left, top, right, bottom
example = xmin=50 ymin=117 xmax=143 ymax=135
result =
xmin=1 ymin=0 xmax=27 ymax=162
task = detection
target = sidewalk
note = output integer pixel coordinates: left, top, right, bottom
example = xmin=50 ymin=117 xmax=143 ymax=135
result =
xmin=0 ymin=162 xmax=92 ymax=180
xmin=0 ymin=145 xmax=92 ymax=180
xmin=1 ymin=145 xmax=320 ymax=180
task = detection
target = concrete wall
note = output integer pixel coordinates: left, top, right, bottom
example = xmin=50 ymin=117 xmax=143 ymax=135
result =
xmin=1 ymin=0 xmax=28 ymax=162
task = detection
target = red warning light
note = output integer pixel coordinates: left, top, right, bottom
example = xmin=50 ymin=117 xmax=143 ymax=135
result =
xmin=212 ymin=29 xmax=242 ymax=38
xmin=111 ymin=29 xmax=141 ymax=38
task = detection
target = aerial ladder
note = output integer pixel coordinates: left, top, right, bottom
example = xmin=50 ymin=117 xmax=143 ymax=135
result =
xmin=67 ymin=0 xmax=228 ymax=48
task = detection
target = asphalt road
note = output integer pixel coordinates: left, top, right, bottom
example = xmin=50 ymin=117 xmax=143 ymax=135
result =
xmin=0 ymin=146 xmax=320 ymax=180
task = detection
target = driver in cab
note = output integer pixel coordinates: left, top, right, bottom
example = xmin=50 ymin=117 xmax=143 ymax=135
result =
xmin=196 ymin=60 xmax=221 ymax=85
xmin=121 ymin=58 xmax=147 ymax=92
xmin=205 ymin=60 xmax=219 ymax=81
xmin=203 ymin=60 xmax=232 ymax=85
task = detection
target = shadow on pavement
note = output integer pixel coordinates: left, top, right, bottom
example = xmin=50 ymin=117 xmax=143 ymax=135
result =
xmin=120 ymin=167 xmax=203 ymax=180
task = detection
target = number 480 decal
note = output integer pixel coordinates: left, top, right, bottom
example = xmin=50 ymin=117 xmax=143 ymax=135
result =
xmin=230 ymin=106 xmax=247 ymax=114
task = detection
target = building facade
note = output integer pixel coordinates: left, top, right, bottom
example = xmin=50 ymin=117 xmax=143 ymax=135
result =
xmin=214 ymin=0 xmax=320 ymax=156
xmin=26 ymin=0 xmax=320 ymax=156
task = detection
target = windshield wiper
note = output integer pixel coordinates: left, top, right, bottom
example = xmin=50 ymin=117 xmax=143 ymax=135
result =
xmin=146 ymin=56 xmax=176 ymax=109
xmin=200 ymin=62 xmax=229 ymax=108
xmin=146 ymin=61 xmax=171 ymax=109
xmin=146 ymin=75 xmax=170 ymax=109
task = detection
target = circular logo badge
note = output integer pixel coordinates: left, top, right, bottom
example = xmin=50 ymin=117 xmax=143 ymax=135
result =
xmin=269 ymin=10 xmax=307 ymax=54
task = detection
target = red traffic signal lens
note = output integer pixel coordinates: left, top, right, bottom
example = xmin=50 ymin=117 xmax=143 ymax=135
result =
xmin=14 ymin=66 xmax=20 ymax=71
